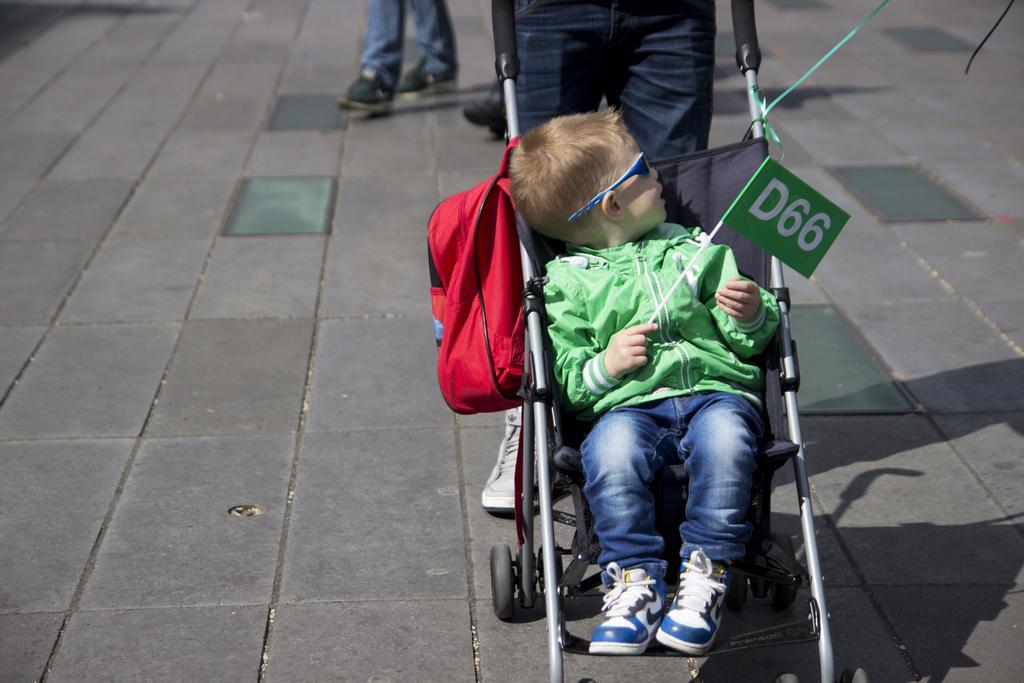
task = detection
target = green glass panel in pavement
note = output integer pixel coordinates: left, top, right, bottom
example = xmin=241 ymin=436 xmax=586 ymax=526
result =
xmin=790 ymin=304 xmax=914 ymax=414
xmin=267 ymin=95 xmax=344 ymax=131
xmin=830 ymin=166 xmax=983 ymax=222
xmin=766 ymin=0 xmax=826 ymax=8
xmin=224 ymin=178 xmax=334 ymax=235
xmin=883 ymin=27 xmax=973 ymax=52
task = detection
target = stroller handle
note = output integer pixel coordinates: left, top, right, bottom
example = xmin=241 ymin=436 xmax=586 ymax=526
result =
xmin=731 ymin=0 xmax=762 ymax=73
xmin=492 ymin=0 xmax=520 ymax=80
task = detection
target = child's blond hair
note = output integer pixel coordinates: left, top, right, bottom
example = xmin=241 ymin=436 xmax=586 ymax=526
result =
xmin=509 ymin=109 xmax=639 ymax=241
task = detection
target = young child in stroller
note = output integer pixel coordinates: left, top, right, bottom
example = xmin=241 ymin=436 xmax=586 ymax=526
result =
xmin=508 ymin=109 xmax=781 ymax=657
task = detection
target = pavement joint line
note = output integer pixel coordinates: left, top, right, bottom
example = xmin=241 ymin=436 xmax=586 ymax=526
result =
xmin=228 ymin=2 xmax=328 ymax=679
xmin=452 ymin=412 xmax=484 ymax=682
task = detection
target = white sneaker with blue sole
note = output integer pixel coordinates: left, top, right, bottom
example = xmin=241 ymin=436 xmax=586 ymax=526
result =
xmin=656 ymin=548 xmax=730 ymax=655
xmin=589 ymin=563 xmax=667 ymax=655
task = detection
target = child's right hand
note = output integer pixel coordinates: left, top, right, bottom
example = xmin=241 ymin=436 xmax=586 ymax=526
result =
xmin=603 ymin=323 xmax=659 ymax=379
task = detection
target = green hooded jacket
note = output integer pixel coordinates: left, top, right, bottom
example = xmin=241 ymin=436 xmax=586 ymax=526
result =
xmin=543 ymin=223 xmax=781 ymax=421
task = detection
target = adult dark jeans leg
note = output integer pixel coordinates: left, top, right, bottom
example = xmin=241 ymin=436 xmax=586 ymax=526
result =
xmin=609 ymin=0 xmax=717 ymax=159
xmin=512 ymin=0 xmax=610 ymax=135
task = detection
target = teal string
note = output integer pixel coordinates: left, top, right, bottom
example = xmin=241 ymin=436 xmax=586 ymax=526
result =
xmin=752 ymin=0 xmax=892 ymax=154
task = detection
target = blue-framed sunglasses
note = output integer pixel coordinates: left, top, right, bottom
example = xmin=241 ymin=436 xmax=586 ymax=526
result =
xmin=567 ymin=153 xmax=651 ymax=222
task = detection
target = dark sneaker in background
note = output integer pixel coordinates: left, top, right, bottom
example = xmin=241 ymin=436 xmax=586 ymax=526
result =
xmin=338 ymin=67 xmax=394 ymax=114
xmin=462 ymin=83 xmax=505 ymax=136
xmin=396 ymin=58 xmax=457 ymax=98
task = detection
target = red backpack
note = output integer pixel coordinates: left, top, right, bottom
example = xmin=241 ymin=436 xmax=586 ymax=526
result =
xmin=428 ymin=139 xmax=525 ymax=414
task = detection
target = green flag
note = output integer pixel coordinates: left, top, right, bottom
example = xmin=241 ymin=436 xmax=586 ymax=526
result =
xmin=722 ymin=157 xmax=850 ymax=278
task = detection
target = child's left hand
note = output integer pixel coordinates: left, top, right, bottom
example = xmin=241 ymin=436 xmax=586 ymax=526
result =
xmin=715 ymin=278 xmax=762 ymax=321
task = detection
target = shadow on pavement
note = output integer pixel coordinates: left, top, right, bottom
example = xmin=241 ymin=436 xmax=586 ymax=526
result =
xmin=0 ymin=1 xmax=180 ymax=61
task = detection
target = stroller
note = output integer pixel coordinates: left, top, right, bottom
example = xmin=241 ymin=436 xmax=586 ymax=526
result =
xmin=478 ymin=1 xmax=872 ymax=681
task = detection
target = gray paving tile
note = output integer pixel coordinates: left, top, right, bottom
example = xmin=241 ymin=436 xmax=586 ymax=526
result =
xmin=930 ymin=161 xmax=1024 ymax=219
xmin=276 ymin=63 xmax=351 ymax=95
xmin=0 ymin=440 xmax=132 ymax=612
xmin=801 ymin=415 xmax=1024 ymax=586
xmin=146 ymin=318 xmax=313 ymax=437
xmin=341 ymin=118 xmax=431 ymax=175
xmin=305 ymin=317 xmax=450 ymax=431
xmin=0 ymin=326 xmax=45 ymax=398
xmin=218 ymin=38 xmax=292 ymax=66
xmin=319 ymin=232 xmax=425 ymax=317
xmin=875 ymin=118 xmax=1007 ymax=165
xmin=435 ymin=124 xmax=510 ymax=175
xmin=3 ymin=63 xmax=131 ymax=136
xmin=177 ymin=93 xmax=269 ymax=134
xmin=45 ymin=74 xmax=193 ymax=171
xmin=191 ymin=236 xmax=324 ymax=318
xmin=149 ymin=2 xmax=247 ymax=67
xmin=246 ymin=130 xmax=342 ymax=177
xmin=0 ymin=240 xmax=93 ymax=325
xmin=875 ymin=586 xmax=1024 ymax=683
xmin=0 ymin=130 xmax=74 ymax=181
xmin=86 ymin=12 xmax=181 ymax=66
xmin=789 ymin=119 xmax=906 ymax=165
xmin=60 ymin=239 xmax=209 ymax=323
xmin=934 ymin=413 xmax=1024 ymax=523
xmin=0 ymin=323 xmax=179 ymax=438
xmin=47 ymin=605 xmax=267 ymax=683
xmin=280 ymin=429 xmax=465 ymax=602
xmin=334 ymin=171 xmax=438 ymax=235
xmin=81 ymin=435 xmax=292 ymax=609
xmin=0 ymin=613 xmax=63 ymax=682
xmin=109 ymin=175 xmax=234 ymax=241
xmin=266 ymin=601 xmax=474 ymax=681
xmin=0 ymin=177 xmax=36 ymax=224
xmin=148 ymin=130 xmax=253 ymax=179
xmin=0 ymin=178 xmax=135 ymax=241
xmin=811 ymin=217 xmax=953 ymax=307
xmin=889 ymin=220 xmax=1024 ymax=318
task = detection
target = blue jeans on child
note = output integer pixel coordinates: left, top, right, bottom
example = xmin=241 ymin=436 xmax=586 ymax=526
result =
xmin=512 ymin=0 xmax=716 ymax=159
xmin=581 ymin=392 xmax=764 ymax=585
xmin=361 ymin=0 xmax=458 ymax=90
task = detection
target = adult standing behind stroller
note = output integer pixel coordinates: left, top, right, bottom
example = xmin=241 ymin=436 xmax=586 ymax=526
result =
xmin=509 ymin=109 xmax=779 ymax=656
xmin=339 ymin=0 xmax=459 ymax=114
xmin=480 ymin=0 xmax=717 ymax=514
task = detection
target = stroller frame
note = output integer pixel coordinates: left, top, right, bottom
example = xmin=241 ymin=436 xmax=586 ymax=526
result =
xmin=486 ymin=1 xmax=867 ymax=681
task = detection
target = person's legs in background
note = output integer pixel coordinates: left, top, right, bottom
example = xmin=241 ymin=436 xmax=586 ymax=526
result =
xmin=398 ymin=0 xmax=458 ymax=96
xmin=339 ymin=0 xmax=406 ymax=113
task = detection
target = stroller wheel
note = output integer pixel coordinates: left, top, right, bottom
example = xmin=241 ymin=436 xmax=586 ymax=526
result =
xmin=726 ymin=570 xmax=748 ymax=610
xmin=490 ymin=544 xmax=516 ymax=620
xmin=769 ymin=532 xmax=799 ymax=609
xmin=838 ymin=668 xmax=870 ymax=683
